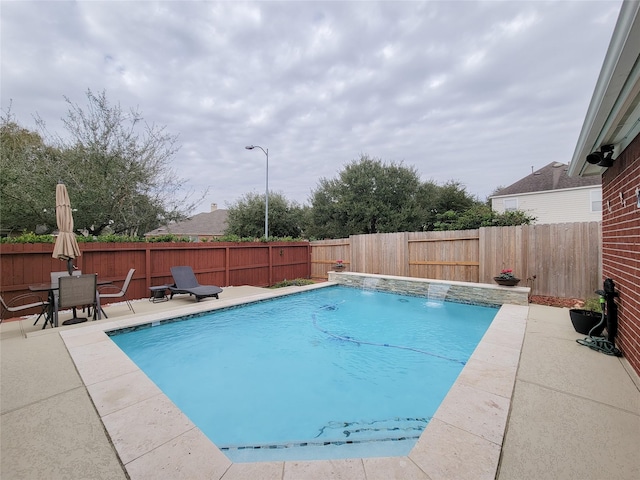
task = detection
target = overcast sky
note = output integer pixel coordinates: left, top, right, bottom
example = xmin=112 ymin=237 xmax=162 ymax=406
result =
xmin=1 ymin=0 xmax=622 ymax=214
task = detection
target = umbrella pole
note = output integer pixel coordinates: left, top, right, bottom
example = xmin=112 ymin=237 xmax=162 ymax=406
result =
xmin=67 ymin=258 xmax=74 ymax=276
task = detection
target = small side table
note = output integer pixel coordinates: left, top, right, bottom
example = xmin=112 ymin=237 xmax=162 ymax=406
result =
xmin=149 ymin=285 xmax=169 ymax=303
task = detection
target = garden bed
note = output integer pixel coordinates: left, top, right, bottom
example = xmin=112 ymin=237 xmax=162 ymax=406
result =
xmin=530 ymin=295 xmax=583 ymax=308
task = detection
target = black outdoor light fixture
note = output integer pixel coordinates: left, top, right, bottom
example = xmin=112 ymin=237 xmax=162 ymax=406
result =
xmin=586 ymin=144 xmax=615 ymax=168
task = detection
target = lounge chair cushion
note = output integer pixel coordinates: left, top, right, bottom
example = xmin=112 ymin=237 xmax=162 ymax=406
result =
xmin=169 ymin=266 xmax=223 ymax=302
xmin=170 ymin=285 xmax=222 ymax=300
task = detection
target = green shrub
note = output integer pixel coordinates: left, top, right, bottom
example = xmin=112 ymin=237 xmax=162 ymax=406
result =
xmin=0 ymin=232 xmax=147 ymax=243
xmin=78 ymin=234 xmax=143 ymax=243
xmin=145 ymin=234 xmax=193 ymax=243
xmin=0 ymin=232 xmax=55 ymax=243
xmin=270 ymin=278 xmax=315 ymax=288
xmin=1 ymin=232 xmax=306 ymax=244
xmin=582 ymin=296 xmax=604 ymax=313
xmin=208 ymin=235 xmax=307 ymax=243
xmin=209 ymin=234 xmax=258 ymax=243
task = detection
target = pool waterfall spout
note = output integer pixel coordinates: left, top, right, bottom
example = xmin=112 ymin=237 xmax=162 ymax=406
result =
xmin=427 ymin=283 xmax=451 ymax=306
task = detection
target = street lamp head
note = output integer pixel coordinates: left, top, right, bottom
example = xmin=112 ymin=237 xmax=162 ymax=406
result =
xmin=245 ymin=145 xmax=255 ymax=150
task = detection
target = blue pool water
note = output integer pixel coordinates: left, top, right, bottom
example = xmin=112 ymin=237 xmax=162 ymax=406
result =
xmin=110 ymin=286 xmax=497 ymax=462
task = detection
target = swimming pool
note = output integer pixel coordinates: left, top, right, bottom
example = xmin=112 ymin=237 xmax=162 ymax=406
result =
xmin=61 ymin=278 xmax=528 ymax=479
xmin=109 ymin=286 xmax=497 ymax=462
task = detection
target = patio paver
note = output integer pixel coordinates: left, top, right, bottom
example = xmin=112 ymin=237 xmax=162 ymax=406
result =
xmin=1 ymin=288 xmax=638 ymax=479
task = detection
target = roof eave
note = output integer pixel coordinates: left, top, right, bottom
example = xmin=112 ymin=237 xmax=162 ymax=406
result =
xmin=490 ymin=184 xmax=602 ymax=199
xmin=569 ymin=1 xmax=640 ymax=177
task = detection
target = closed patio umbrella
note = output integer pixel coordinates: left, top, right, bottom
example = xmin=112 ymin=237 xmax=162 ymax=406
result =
xmin=52 ymin=182 xmax=81 ymax=275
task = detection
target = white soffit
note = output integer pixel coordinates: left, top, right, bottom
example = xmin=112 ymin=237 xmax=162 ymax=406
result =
xmin=569 ymin=0 xmax=640 ymax=177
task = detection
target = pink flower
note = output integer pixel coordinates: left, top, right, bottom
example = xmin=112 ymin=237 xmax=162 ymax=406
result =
xmin=498 ymin=269 xmax=516 ymax=279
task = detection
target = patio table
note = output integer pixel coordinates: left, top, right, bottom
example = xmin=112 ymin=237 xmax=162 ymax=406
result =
xmin=149 ymin=285 xmax=170 ymax=303
xmin=29 ymin=279 xmax=111 ymax=327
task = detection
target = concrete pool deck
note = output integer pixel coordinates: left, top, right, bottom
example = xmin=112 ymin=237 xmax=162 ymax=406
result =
xmin=1 ymin=284 xmax=639 ymax=479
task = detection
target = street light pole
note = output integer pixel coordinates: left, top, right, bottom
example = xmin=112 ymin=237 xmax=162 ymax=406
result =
xmin=245 ymin=145 xmax=269 ymax=239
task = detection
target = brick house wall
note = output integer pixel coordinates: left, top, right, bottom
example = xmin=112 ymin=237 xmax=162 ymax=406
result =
xmin=601 ymin=134 xmax=640 ymax=375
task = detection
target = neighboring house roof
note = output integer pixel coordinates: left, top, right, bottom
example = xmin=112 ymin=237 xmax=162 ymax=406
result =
xmin=568 ymin=0 xmax=640 ymax=178
xmin=493 ymin=162 xmax=600 ymax=197
xmin=145 ymin=209 xmax=228 ymax=237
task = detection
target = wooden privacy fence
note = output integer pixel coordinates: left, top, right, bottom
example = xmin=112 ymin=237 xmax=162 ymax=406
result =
xmin=0 ymin=241 xmax=310 ymax=318
xmin=479 ymin=223 xmax=602 ymax=299
xmin=311 ymin=232 xmax=480 ymax=282
xmin=1 ymin=223 xmax=602 ymax=319
xmin=311 ymin=222 xmax=602 ymax=299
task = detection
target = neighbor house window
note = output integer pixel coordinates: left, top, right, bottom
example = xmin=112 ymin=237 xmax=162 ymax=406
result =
xmin=590 ymin=189 xmax=602 ymax=212
xmin=503 ymin=198 xmax=518 ymax=212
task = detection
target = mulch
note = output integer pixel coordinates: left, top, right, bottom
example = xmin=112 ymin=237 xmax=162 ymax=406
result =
xmin=529 ymin=295 xmax=583 ymax=309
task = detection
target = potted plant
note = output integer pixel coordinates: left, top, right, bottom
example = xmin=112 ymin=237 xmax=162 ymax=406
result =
xmin=569 ymin=297 xmax=605 ymax=336
xmin=333 ymin=259 xmax=345 ymax=271
xmin=493 ymin=269 xmax=520 ymax=286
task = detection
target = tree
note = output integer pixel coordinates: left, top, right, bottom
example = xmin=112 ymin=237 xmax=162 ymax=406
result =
xmin=487 ymin=185 xmax=506 ymax=203
xmin=225 ymin=191 xmax=304 ymax=238
xmin=0 ymin=116 xmax=60 ymax=234
xmin=1 ymin=90 xmax=205 ymax=236
xmin=307 ymin=155 xmax=423 ymax=238
xmin=417 ymin=180 xmax=480 ymax=231
xmin=52 ymin=89 xmax=205 ymax=236
xmin=432 ymin=204 xmax=535 ymax=230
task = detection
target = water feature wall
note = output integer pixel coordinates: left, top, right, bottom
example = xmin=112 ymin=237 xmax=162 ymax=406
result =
xmin=362 ymin=277 xmax=380 ymax=291
xmin=328 ymin=271 xmax=529 ymax=307
xmin=427 ymin=283 xmax=451 ymax=305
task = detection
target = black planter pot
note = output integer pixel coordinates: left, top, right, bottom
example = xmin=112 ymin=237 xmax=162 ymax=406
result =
xmin=569 ymin=309 xmax=605 ymax=336
xmin=493 ymin=277 xmax=521 ymax=286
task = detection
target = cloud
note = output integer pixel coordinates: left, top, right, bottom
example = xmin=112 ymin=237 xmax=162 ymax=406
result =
xmin=1 ymin=0 xmax=622 ymax=213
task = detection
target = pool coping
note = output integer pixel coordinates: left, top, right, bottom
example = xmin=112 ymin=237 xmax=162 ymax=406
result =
xmin=59 ymin=282 xmax=527 ymax=480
